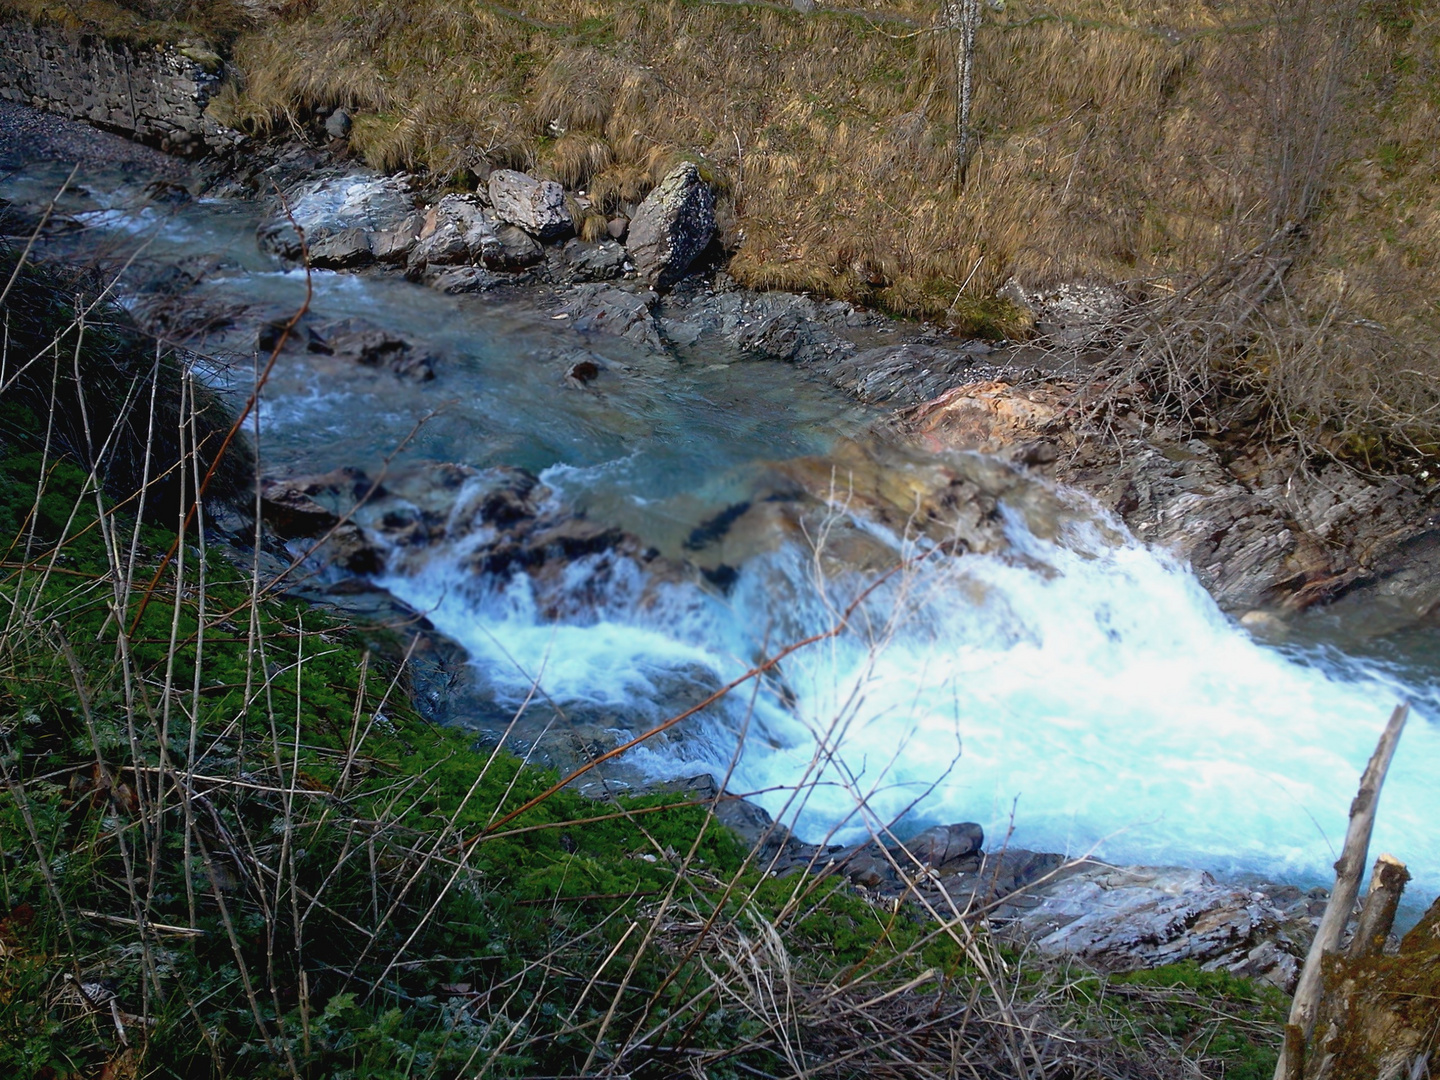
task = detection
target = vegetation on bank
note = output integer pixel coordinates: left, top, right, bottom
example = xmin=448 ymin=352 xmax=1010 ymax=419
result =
xmin=0 ymin=247 xmax=1294 ymax=1076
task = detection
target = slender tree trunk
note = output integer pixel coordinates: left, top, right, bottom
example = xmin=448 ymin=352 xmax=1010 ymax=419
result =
xmin=950 ymin=0 xmax=982 ymax=183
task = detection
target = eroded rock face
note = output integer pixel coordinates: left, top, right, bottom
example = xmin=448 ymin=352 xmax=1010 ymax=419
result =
xmin=487 ymin=169 xmax=574 ymax=242
xmin=257 ymin=175 xmax=420 ymax=268
xmin=906 ymin=380 xmax=1440 ymax=616
xmin=992 ymin=863 xmax=1311 ymax=990
xmin=626 ymin=161 xmax=715 ymax=289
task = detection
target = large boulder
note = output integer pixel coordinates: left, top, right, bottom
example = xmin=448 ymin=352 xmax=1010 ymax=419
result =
xmin=408 ymin=194 xmax=502 ymax=270
xmin=486 ymin=170 xmax=574 ymax=242
xmin=626 ymin=161 xmax=715 ymax=289
xmin=257 ymin=175 xmax=421 ymax=268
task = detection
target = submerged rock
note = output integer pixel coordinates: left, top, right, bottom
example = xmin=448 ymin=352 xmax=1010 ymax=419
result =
xmin=257 ymin=314 xmax=436 ymax=381
xmin=257 ymin=174 xmax=420 ymax=268
xmin=487 ymin=169 xmax=574 ymax=242
xmin=626 ymin=161 xmax=715 ymax=289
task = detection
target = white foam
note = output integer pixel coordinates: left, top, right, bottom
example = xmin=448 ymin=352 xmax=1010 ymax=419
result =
xmin=378 ymin=498 xmax=1439 ymax=891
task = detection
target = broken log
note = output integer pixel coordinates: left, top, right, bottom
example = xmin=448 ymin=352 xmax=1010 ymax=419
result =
xmin=1274 ymin=703 xmax=1408 ymax=1080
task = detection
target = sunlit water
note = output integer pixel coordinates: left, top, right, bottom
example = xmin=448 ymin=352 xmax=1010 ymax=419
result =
xmin=7 ymin=161 xmax=1438 ymax=899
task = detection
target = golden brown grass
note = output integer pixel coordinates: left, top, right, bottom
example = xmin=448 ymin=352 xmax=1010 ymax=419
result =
xmin=207 ymin=0 xmax=1436 ymax=317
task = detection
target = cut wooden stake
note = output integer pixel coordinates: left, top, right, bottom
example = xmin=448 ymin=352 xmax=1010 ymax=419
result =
xmin=1274 ymin=702 xmax=1409 ymax=1080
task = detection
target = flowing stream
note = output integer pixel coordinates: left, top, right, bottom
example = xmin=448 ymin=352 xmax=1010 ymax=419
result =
xmin=7 ymin=160 xmax=1438 ymax=900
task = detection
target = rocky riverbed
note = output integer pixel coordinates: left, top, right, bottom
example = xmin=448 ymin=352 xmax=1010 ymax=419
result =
xmin=3 ymin=100 xmax=1434 ymax=995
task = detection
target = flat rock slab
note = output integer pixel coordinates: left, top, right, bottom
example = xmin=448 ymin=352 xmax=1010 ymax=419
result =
xmin=258 ymin=174 xmax=420 ymax=268
xmin=558 ymin=283 xmax=661 ymax=350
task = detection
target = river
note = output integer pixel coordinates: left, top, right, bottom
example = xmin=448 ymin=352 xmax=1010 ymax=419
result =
xmin=5 ymin=156 xmax=1437 ymax=906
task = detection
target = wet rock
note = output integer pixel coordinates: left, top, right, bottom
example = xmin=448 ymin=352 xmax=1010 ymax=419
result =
xmin=658 ymin=289 xmax=854 ymax=363
xmin=486 ymin=169 xmax=573 ymax=242
xmin=257 ymin=174 xmax=421 ymax=268
xmin=832 ymin=823 xmax=985 ymax=887
xmin=408 ymin=194 xmax=502 ymax=270
xmin=658 ymin=775 xmax=782 ymax=851
xmin=258 ymin=468 xmax=385 ymax=573
xmin=260 ymin=478 xmax=341 ymax=537
xmin=261 ymin=315 xmax=437 ymax=381
xmin=565 ymin=355 xmax=603 ymax=386
xmin=557 ymin=283 xmax=662 ymax=350
xmin=626 ymin=161 xmax=715 ymax=289
xmin=825 ymin=342 xmax=999 ymax=407
xmin=903 ymin=822 xmax=986 ymax=868
xmin=561 ymin=237 xmax=628 ymax=282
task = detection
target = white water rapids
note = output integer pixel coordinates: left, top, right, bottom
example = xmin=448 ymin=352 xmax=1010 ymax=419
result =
xmin=377 ymin=488 xmax=1438 ymax=895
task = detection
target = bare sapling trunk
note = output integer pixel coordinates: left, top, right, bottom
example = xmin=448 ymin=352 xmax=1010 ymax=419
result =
xmin=1275 ymin=703 xmax=1408 ymax=1080
xmin=950 ymin=0 xmax=982 ymax=182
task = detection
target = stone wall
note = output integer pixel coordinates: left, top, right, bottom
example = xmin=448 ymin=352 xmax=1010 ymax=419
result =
xmin=0 ymin=17 xmax=240 ymax=154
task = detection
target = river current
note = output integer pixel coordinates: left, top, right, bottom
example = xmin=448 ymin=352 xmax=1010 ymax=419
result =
xmin=7 ymin=161 xmax=1438 ymax=901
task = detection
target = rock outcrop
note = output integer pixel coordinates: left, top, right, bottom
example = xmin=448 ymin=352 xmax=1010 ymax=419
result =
xmin=257 ymin=175 xmax=420 ymax=268
xmin=487 ymin=169 xmax=574 ymax=242
xmin=626 ymin=162 xmax=715 ymax=288
xmin=709 ymin=790 xmax=1315 ymax=991
xmin=907 ymin=379 xmax=1440 ymax=616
